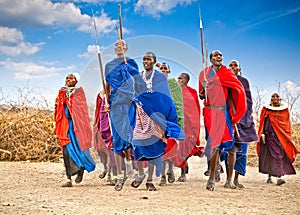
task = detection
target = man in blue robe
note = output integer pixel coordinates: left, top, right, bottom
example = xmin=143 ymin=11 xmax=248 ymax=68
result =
xmin=130 ymin=52 xmax=185 ymax=191
xmin=105 ymin=40 xmax=139 ymax=191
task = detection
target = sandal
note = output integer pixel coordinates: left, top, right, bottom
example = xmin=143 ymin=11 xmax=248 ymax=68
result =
xmin=206 ymin=180 xmax=215 ymax=191
xmin=234 ymin=181 xmax=245 ymax=188
xmin=61 ymin=179 xmax=72 ymax=187
xmin=108 ymin=178 xmax=117 ymax=186
xmin=159 ymin=175 xmax=167 ymax=186
xmin=277 ymin=179 xmax=286 ymax=186
xmin=224 ymin=180 xmax=237 ymax=189
xmin=204 ymin=170 xmax=210 ymax=176
xmin=99 ymin=171 xmax=107 ymax=179
xmin=167 ymin=171 xmax=175 ymax=183
xmin=178 ymin=175 xmax=186 ymax=182
xmin=146 ymin=182 xmax=157 ymax=191
xmin=267 ymin=178 xmax=273 ymax=183
xmin=131 ymin=174 xmax=146 ymax=188
xmin=114 ymin=178 xmax=126 ymax=191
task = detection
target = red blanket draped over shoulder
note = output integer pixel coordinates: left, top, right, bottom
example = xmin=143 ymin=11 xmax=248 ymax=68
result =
xmin=181 ymin=85 xmax=203 ymax=156
xmin=54 ymin=87 xmax=92 ymax=152
xmin=256 ymin=106 xmax=299 ymax=163
xmin=198 ymin=65 xmax=247 ymax=150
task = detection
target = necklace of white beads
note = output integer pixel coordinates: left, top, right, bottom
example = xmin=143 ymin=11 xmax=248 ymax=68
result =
xmin=142 ymin=70 xmax=155 ymax=93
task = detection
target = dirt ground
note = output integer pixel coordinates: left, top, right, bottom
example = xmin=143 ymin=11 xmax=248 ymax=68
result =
xmin=1 ymin=156 xmax=300 ymax=215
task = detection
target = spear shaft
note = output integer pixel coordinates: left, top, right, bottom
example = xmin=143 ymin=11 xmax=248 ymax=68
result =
xmin=199 ymin=1 xmax=205 ymax=68
xmin=92 ymin=12 xmax=113 ymax=133
xmin=116 ymin=26 xmax=127 ymax=64
xmin=115 ymin=27 xmax=143 ymax=130
xmin=118 ymin=4 xmax=123 ymax=39
xmin=198 ymin=1 xmax=208 ymax=101
xmin=92 ymin=14 xmax=108 ymax=101
xmin=116 ymin=10 xmax=143 ymax=130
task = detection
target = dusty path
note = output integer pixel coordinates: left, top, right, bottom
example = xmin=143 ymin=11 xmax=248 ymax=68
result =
xmin=1 ymin=156 xmax=299 ymax=215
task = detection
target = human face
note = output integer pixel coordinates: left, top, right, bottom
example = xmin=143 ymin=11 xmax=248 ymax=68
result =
xmin=210 ymin=50 xmax=223 ymax=67
xmin=159 ymin=64 xmax=170 ymax=76
xmin=114 ymin=40 xmax=127 ymax=56
xmin=178 ymin=74 xmax=188 ymax=86
xmin=65 ymin=74 xmax=77 ymax=87
xmin=229 ymin=61 xmax=240 ymax=75
xmin=143 ymin=53 xmax=155 ymax=71
xmin=271 ymin=93 xmax=281 ymax=107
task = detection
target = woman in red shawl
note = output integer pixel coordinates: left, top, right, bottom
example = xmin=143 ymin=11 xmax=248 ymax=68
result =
xmin=55 ymin=73 xmax=95 ymax=187
xmin=256 ymin=93 xmax=299 ymax=185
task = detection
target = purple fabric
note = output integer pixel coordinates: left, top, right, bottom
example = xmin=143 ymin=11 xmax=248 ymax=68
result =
xmin=259 ymin=117 xmax=296 ymax=176
xmin=235 ymin=75 xmax=258 ymax=143
xmin=99 ymin=97 xmax=112 ymax=148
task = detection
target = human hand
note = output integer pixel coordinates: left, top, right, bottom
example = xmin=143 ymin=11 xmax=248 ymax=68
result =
xmin=104 ymin=104 xmax=110 ymax=112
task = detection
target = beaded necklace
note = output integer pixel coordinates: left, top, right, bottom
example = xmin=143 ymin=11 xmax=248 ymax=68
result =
xmin=65 ymin=87 xmax=77 ymax=105
xmin=142 ymin=70 xmax=155 ymax=93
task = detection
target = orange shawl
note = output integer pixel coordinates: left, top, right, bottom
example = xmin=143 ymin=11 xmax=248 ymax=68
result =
xmin=256 ymin=105 xmax=299 ymax=163
xmin=54 ymin=87 xmax=92 ymax=152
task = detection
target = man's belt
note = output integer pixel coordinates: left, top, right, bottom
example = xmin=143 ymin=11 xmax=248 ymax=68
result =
xmin=204 ymin=105 xmax=226 ymax=110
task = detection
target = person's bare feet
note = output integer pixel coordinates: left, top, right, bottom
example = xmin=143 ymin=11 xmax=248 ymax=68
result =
xmin=233 ymin=180 xmax=245 ymax=188
xmin=224 ymin=180 xmax=237 ymax=189
xmin=206 ymin=180 xmax=215 ymax=191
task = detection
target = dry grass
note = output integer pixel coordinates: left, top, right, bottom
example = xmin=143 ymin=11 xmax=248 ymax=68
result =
xmin=0 ymin=106 xmax=60 ymax=162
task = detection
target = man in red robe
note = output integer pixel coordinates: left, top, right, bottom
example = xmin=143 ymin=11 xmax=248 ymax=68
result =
xmin=177 ymin=72 xmax=204 ymax=182
xmin=198 ymin=50 xmax=246 ymax=191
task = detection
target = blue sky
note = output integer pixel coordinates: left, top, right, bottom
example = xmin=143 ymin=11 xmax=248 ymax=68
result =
xmin=0 ymin=0 xmax=300 ymax=109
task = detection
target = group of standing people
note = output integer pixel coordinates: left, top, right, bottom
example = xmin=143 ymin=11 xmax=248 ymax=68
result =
xmin=54 ymin=42 xmax=299 ymax=191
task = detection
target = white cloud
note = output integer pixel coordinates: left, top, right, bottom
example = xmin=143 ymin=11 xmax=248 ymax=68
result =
xmin=283 ymin=80 xmax=300 ymax=93
xmin=78 ymin=44 xmax=110 ymax=59
xmin=80 ymin=12 xmax=118 ymax=34
xmin=0 ymin=0 xmax=118 ymax=34
xmin=0 ymin=27 xmax=42 ymax=57
xmin=78 ymin=45 xmax=98 ymax=59
xmin=134 ymin=0 xmax=195 ymax=18
xmin=67 ymin=0 xmax=130 ymax=2
xmin=0 ymin=59 xmax=76 ymax=80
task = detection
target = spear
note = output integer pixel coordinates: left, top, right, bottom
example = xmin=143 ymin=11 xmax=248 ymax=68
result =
xmin=92 ymin=12 xmax=109 ymax=104
xmin=116 ymin=11 xmax=143 ymax=130
xmin=116 ymin=26 xmax=127 ymax=64
xmin=118 ymin=4 xmax=123 ymax=39
xmin=199 ymin=5 xmax=205 ymax=68
xmin=198 ymin=0 xmax=208 ymax=101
